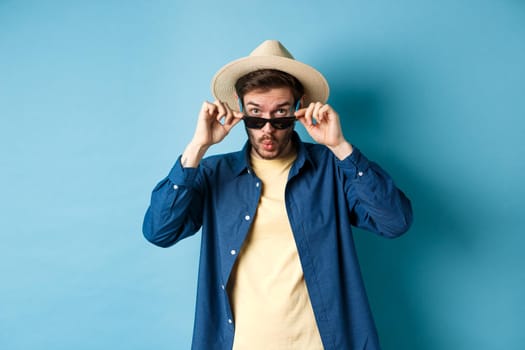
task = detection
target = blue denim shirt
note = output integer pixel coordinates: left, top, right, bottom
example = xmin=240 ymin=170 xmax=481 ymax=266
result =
xmin=143 ymin=133 xmax=413 ymax=350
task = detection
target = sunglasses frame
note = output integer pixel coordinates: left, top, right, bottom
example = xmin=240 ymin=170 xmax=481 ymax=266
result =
xmin=242 ymin=116 xmax=297 ymax=130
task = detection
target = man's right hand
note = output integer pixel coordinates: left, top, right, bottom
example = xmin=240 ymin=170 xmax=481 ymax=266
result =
xmin=182 ymin=100 xmax=243 ymax=168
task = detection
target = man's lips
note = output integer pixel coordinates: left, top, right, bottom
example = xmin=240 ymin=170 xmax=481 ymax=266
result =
xmin=261 ymin=138 xmax=275 ymax=150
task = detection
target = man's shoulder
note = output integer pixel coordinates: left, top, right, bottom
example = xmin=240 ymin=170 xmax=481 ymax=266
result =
xmin=200 ymin=149 xmax=246 ymax=173
xmin=302 ymin=140 xmax=329 ymax=153
xmin=202 ymin=149 xmax=243 ymax=163
xmin=300 ymin=140 xmax=334 ymax=162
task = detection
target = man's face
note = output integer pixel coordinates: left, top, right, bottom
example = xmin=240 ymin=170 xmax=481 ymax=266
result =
xmin=242 ymin=87 xmax=297 ymax=160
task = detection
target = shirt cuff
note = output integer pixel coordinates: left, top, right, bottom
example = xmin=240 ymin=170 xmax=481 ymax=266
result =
xmin=335 ymin=147 xmax=371 ymax=179
xmin=167 ymin=155 xmax=200 ymax=185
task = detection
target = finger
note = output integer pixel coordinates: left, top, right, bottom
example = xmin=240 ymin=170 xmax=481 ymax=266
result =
xmin=222 ymin=102 xmax=234 ymax=125
xmin=232 ymin=110 xmax=244 ymax=120
xmin=223 ymin=111 xmax=244 ymax=131
xmin=294 ymin=108 xmax=307 ymax=118
xmin=200 ymin=101 xmax=209 ymax=113
xmin=312 ymin=102 xmax=323 ymax=123
xmin=319 ymin=104 xmax=331 ymax=123
xmin=224 ymin=104 xmax=244 ymax=126
xmin=228 ymin=115 xmax=244 ymax=129
xmin=205 ymin=101 xmax=218 ymax=119
xmin=304 ymin=103 xmax=315 ymax=126
xmin=296 ymin=115 xmax=309 ymax=128
xmin=201 ymin=101 xmax=213 ymax=116
xmin=224 ymin=109 xmax=243 ymax=125
xmin=213 ymin=100 xmax=227 ymax=121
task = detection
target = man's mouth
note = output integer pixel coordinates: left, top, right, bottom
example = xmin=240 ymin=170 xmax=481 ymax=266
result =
xmin=261 ymin=138 xmax=275 ymax=151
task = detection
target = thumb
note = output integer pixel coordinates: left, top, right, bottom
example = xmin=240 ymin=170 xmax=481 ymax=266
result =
xmin=294 ymin=108 xmax=307 ymax=118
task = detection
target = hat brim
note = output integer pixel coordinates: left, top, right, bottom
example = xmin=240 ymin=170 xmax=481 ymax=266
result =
xmin=211 ymin=55 xmax=329 ymax=110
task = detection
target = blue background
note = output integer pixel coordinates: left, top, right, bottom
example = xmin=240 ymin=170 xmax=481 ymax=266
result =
xmin=1 ymin=1 xmax=524 ymax=349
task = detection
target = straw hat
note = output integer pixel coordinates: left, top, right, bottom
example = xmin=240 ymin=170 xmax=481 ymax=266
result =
xmin=210 ymin=40 xmax=329 ymax=109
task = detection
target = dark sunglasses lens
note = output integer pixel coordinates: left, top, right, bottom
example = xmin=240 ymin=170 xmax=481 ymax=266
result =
xmin=243 ymin=116 xmax=296 ymax=129
xmin=244 ymin=118 xmax=266 ymax=129
xmin=271 ymin=119 xmax=294 ymax=129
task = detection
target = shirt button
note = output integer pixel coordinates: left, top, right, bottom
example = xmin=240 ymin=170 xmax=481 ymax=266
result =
xmin=245 ymin=215 xmax=250 ymax=221
xmin=230 ymin=249 xmax=237 ymax=255
xmin=221 ymin=284 xmax=225 ymax=290
xmin=256 ymin=182 xmax=260 ymax=187
xmin=228 ymin=319 xmax=233 ymax=324
xmin=173 ymin=184 xmax=179 ymax=190
xmin=357 ymin=171 xmax=364 ymax=177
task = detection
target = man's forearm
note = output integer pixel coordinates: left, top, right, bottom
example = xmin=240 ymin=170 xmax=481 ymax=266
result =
xmin=181 ymin=141 xmax=210 ymax=168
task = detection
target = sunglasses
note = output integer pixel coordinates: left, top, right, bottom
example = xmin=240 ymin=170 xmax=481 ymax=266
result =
xmin=242 ymin=116 xmax=297 ymax=129
xmin=240 ymin=99 xmax=300 ymax=130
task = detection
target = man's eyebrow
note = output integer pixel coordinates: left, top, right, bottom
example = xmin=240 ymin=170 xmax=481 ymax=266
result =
xmin=245 ymin=101 xmax=292 ymax=108
xmin=275 ymin=102 xmax=292 ymax=108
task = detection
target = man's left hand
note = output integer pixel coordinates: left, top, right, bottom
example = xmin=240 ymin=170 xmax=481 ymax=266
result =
xmin=295 ymin=102 xmax=354 ymax=160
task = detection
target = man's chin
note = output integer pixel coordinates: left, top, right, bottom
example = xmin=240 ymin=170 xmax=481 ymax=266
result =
xmin=253 ymin=146 xmax=280 ymax=160
xmin=255 ymin=151 xmax=278 ymax=160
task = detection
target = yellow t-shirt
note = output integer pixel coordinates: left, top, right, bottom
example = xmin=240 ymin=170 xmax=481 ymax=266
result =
xmin=228 ymin=153 xmax=324 ymax=350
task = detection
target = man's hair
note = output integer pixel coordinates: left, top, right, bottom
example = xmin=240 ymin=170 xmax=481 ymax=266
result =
xmin=235 ymin=69 xmax=304 ymax=107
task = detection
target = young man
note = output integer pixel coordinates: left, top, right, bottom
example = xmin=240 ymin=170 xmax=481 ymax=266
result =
xmin=143 ymin=40 xmax=413 ymax=350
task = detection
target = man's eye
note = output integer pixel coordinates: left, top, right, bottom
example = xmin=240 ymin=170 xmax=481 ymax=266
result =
xmin=250 ymin=109 xmax=260 ymax=115
xmin=276 ymin=109 xmax=287 ymax=115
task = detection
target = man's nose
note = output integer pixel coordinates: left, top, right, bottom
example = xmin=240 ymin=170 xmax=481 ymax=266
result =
xmin=261 ymin=119 xmax=275 ymax=133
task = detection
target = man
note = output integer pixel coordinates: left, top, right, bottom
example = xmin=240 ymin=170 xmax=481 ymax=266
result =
xmin=143 ymin=40 xmax=413 ymax=350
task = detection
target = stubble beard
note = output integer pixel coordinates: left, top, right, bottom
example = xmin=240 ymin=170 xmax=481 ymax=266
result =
xmin=246 ymin=127 xmax=295 ymax=160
